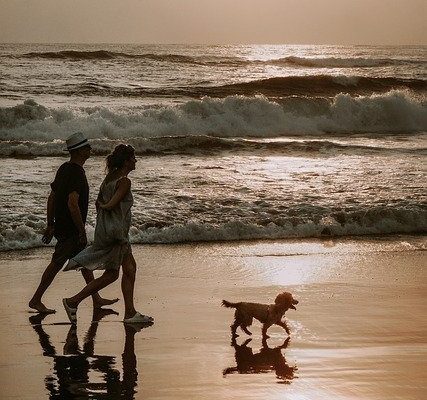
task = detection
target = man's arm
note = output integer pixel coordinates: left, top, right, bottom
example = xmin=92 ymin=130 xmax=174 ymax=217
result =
xmin=42 ymin=191 xmax=55 ymax=244
xmin=67 ymin=191 xmax=87 ymax=246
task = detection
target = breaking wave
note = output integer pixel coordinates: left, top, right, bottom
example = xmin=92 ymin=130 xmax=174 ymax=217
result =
xmin=203 ymin=76 xmax=427 ymax=98
xmin=1 ymin=205 xmax=425 ymax=251
xmin=0 ymin=91 xmax=426 ymax=157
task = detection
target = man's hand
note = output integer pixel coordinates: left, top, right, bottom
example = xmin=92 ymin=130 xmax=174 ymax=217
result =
xmin=42 ymin=226 xmax=54 ymax=244
xmin=78 ymin=231 xmax=88 ymax=247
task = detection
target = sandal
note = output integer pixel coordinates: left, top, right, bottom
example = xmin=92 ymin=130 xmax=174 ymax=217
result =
xmin=62 ymin=298 xmax=77 ymax=324
xmin=123 ymin=312 xmax=153 ymax=324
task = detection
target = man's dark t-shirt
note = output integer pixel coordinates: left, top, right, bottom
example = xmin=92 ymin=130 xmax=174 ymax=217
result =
xmin=50 ymin=162 xmax=89 ymax=239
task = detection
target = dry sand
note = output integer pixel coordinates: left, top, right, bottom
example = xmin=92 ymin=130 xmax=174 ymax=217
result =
xmin=0 ymin=236 xmax=426 ymax=400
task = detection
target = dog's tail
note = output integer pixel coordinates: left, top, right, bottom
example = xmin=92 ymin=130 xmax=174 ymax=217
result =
xmin=222 ymin=300 xmax=238 ymax=308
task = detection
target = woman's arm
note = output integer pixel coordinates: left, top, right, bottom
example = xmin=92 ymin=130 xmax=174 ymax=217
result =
xmin=100 ymin=177 xmax=131 ymax=211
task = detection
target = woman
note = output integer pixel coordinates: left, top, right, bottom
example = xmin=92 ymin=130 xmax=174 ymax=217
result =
xmin=62 ymin=144 xmax=153 ymax=324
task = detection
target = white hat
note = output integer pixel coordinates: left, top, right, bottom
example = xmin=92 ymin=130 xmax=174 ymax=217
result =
xmin=64 ymin=132 xmax=90 ymax=151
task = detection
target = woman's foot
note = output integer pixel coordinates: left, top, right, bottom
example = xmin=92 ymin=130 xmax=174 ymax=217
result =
xmin=29 ymin=300 xmax=56 ymax=314
xmin=93 ymin=297 xmax=119 ymax=309
xmin=62 ymin=298 xmax=78 ymax=324
xmin=123 ymin=312 xmax=154 ymax=324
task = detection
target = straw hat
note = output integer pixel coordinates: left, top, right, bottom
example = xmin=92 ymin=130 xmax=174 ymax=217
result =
xmin=64 ymin=132 xmax=90 ymax=151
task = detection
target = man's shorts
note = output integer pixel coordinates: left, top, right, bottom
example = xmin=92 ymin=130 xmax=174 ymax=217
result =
xmin=51 ymin=235 xmax=85 ymax=268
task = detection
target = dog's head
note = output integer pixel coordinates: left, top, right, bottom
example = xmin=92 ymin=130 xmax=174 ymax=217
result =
xmin=274 ymin=292 xmax=298 ymax=311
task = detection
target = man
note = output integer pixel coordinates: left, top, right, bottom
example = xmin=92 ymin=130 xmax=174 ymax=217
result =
xmin=29 ymin=132 xmax=118 ymax=313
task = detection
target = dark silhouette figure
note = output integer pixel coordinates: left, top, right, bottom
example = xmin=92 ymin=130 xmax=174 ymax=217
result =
xmin=29 ymin=311 xmax=152 ymax=399
xmin=223 ymin=337 xmax=297 ymax=383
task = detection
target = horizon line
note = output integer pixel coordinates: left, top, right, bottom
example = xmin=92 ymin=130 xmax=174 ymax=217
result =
xmin=1 ymin=41 xmax=426 ymax=47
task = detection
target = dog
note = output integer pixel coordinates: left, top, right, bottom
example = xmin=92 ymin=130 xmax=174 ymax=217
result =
xmin=222 ymin=292 xmax=298 ymax=339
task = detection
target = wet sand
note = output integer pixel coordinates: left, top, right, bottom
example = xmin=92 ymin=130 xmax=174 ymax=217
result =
xmin=0 ymin=236 xmax=426 ymax=399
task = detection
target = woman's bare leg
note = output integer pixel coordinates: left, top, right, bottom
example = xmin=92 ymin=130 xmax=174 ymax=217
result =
xmin=81 ymin=269 xmax=119 ymax=308
xmin=121 ymin=253 xmax=137 ymax=319
xmin=66 ymin=269 xmax=119 ymax=308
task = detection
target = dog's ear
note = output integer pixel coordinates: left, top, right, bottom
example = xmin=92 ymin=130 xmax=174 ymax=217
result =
xmin=274 ymin=293 xmax=283 ymax=305
xmin=275 ymin=292 xmax=291 ymax=305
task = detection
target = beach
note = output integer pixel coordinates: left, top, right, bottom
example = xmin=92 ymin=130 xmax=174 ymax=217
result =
xmin=0 ymin=236 xmax=426 ymax=399
xmin=0 ymin=42 xmax=426 ymax=399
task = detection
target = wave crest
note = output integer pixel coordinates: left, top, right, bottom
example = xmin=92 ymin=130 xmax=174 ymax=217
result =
xmin=273 ymin=56 xmax=417 ymax=68
xmin=0 ymin=92 xmax=426 ymax=155
xmin=207 ymin=76 xmax=427 ymax=97
xmin=16 ymin=50 xmax=423 ymax=70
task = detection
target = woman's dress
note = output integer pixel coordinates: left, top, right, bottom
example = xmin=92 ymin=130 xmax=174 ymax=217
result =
xmin=64 ymin=176 xmax=133 ymax=271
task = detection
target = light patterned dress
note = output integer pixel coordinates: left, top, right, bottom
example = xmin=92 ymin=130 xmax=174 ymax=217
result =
xmin=65 ymin=175 xmax=133 ymax=271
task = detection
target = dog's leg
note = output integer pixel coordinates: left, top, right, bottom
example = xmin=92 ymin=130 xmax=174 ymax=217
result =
xmin=223 ymin=367 xmax=238 ymax=376
xmin=277 ymin=337 xmax=290 ymax=350
xmin=277 ymin=320 xmax=290 ymax=335
xmin=241 ymin=325 xmax=252 ymax=335
xmin=231 ymin=321 xmax=239 ymax=337
xmin=262 ymin=323 xmax=272 ymax=339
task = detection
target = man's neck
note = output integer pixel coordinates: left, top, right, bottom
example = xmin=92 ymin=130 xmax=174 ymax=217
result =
xmin=69 ymin=156 xmax=86 ymax=167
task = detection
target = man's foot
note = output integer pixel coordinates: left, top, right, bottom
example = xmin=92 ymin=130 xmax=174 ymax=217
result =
xmin=93 ymin=297 xmax=119 ymax=309
xmin=29 ymin=301 xmax=56 ymax=314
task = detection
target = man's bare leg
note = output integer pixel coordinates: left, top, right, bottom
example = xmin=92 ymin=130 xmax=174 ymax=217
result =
xmin=29 ymin=262 xmax=119 ymax=313
xmin=65 ymin=269 xmax=120 ymax=309
xmin=29 ymin=260 xmax=61 ymax=313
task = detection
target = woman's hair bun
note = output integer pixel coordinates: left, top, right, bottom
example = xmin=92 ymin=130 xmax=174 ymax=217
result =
xmin=106 ymin=144 xmax=135 ymax=173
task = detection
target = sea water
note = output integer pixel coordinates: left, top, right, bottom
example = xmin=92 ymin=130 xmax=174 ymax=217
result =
xmin=0 ymin=44 xmax=426 ymax=250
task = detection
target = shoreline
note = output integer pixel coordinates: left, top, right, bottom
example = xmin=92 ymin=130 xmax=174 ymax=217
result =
xmin=1 ymin=232 xmax=426 ymax=254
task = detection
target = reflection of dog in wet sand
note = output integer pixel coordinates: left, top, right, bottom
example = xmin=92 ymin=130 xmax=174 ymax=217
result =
xmin=222 ymin=292 xmax=298 ymax=339
xmin=223 ymin=337 xmax=296 ymax=382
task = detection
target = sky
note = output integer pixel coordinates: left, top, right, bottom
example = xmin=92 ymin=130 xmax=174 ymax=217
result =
xmin=0 ymin=0 xmax=426 ymax=45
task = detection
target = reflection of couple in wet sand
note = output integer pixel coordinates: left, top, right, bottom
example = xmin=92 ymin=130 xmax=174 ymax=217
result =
xmin=29 ymin=309 xmax=150 ymax=399
xmin=29 ymin=132 xmax=152 ymax=325
xmin=223 ymin=337 xmax=297 ymax=383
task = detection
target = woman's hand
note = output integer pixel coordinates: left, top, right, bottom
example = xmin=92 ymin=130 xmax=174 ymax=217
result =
xmin=96 ymin=199 xmax=109 ymax=211
xmin=101 ymin=178 xmax=131 ymax=211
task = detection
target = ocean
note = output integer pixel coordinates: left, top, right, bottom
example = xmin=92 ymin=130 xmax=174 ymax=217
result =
xmin=0 ymin=43 xmax=426 ymax=251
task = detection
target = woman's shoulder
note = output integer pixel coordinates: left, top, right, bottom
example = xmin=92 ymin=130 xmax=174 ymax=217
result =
xmin=101 ymin=173 xmax=131 ymax=193
xmin=103 ymin=172 xmax=126 ymax=185
xmin=116 ymin=176 xmax=131 ymax=189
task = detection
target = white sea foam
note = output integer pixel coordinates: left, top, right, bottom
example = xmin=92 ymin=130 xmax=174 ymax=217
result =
xmin=1 ymin=207 xmax=425 ymax=251
xmin=0 ymin=92 xmax=426 ymax=157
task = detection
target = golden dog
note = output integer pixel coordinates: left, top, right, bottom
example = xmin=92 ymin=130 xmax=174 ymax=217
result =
xmin=222 ymin=292 xmax=298 ymax=339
